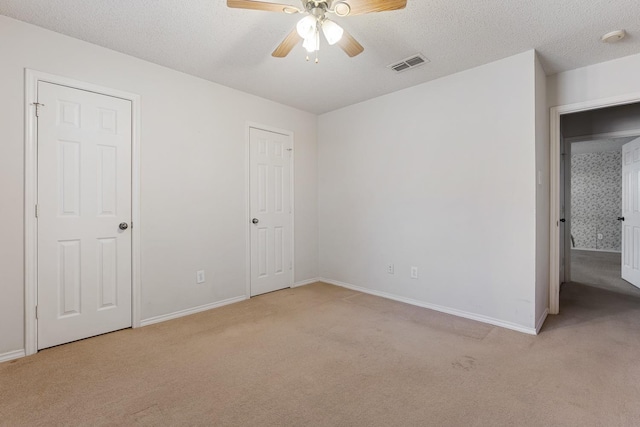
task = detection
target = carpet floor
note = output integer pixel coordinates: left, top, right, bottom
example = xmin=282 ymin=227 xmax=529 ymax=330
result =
xmin=570 ymin=249 xmax=640 ymax=297
xmin=2 ymin=282 xmax=640 ymax=426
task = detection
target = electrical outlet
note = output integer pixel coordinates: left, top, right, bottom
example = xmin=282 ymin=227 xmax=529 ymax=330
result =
xmin=387 ymin=264 xmax=394 ymax=274
xmin=597 ymin=233 xmax=603 ymax=240
xmin=410 ymin=266 xmax=418 ymax=279
xmin=196 ymin=270 xmax=205 ymax=284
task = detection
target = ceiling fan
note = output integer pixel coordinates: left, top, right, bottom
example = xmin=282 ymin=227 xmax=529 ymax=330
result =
xmin=227 ymin=0 xmax=407 ymax=61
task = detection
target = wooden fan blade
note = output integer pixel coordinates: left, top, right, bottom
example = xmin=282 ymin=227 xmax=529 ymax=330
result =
xmin=342 ymin=0 xmax=407 ymax=16
xmin=272 ymin=28 xmax=303 ymax=57
xmin=227 ymin=0 xmax=299 ymax=13
xmin=337 ymin=29 xmax=364 ymax=57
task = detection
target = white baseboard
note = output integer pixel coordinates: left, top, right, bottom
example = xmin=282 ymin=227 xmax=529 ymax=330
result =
xmin=536 ymin=308 xmax=549 ymax=334
xmin=320 ymin=278 xmax=538 ymax=335
xmin=140 ymin=295 xmax=247 ymax=327
xmin=0 ymin=349 xmax=26 ymax=363
xmin=291 ymin=278 xmax=321 ymax=288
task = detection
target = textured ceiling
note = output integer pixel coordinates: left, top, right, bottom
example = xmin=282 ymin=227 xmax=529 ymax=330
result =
xmin=1 ymin=0 xmax=639 ymax=114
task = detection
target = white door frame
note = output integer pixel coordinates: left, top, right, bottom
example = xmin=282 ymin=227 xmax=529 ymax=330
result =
xmin=560 ymin=131 xmax=640 ymax=286
xmin=549 ymin=92 xmax=640 ymax=314
xmin=244 ymin=123 xmax=295 ymax=298
xmin=24 ymin=69 xmax=142 ymax=356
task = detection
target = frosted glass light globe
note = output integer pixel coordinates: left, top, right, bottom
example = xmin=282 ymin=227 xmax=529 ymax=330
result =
xmin=322 ymin=19 xmax=344 ymax=45
xmin=296 ymin=15 xmax=317 ymax=39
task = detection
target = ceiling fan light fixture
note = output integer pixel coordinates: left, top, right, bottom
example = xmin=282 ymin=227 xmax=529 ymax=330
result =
xmin=302 ymin=31 xmax=319 ymax=53
xmin=228 ymin=0 xmax=379 ymax=60
xmin=296 ymin=15 xmax=317 ymax=39
xmin=322 ymin=19 xmax=344 ymax=45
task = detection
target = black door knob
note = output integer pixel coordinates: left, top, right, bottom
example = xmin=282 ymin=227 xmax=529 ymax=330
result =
xmin=618 ymin=217 xmax=625 ymax=221
xmin=252 ymin=218 xmax=259 ymax=224
xmin=119 ymin=222 xmax=129 ymax=230
xmin=559 ymin=218 xmax=566 ymax=223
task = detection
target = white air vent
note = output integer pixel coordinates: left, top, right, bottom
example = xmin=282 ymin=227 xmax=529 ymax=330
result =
xmin=387 ymin=54 xmax=430 ymax=73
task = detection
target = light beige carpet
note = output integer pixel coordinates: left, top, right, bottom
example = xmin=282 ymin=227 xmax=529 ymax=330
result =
xmin=2 ymin=282 xmax=640 ymax=426
xmin=571 ymin=249 xmax=640 ymax=297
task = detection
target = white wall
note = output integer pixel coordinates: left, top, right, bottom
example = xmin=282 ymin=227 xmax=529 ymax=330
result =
xmin=548 ymin=53 xmax=640 ymax=107
xmin=12 ymin=14 xmax=639 ymax=353
xmin=318 ymin=51 xmax=540 ymax=331
xmin=535 ymin=54 xmax=550 ymax=328
xmin=0 ymin=15 xmax=318 ymax=356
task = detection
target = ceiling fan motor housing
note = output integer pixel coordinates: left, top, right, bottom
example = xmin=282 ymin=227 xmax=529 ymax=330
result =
xmin=305 ymin=0 xmax=350 ymax=16
xmin=311 ymin=7 xmax=325 ymax=17
xmin=305 ymin=1 xmax=329 ymax=15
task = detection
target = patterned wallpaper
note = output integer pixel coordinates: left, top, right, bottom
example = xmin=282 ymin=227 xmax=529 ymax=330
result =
xmin=571 ymin=150 xmax=622 ymax=251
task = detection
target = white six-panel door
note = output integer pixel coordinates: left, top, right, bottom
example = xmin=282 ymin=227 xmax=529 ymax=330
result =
xmin=37 ymin=81 xmax=133 ymax=349
xmin=621 ymin=136 xmax=640 ymax=289
xmin=249 ymin=127 xmax=293 ymax=296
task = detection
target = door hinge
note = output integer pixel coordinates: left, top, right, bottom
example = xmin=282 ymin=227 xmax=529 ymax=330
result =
xmin=33 ymin=102 xmax=45 ymax=117
xmin=35 ymin=204 xmax=38 ymax=218
xmin=35 ymin=305 xmax=38 ymax=319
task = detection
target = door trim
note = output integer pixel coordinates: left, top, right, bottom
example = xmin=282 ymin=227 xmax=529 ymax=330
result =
xmin=24 ymin=69 xmax=141 ymax=356
xmin=244 ymin=123 xmax=295 ymax=298
xmin=549 ymin=92 xmax=640 ymax=315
